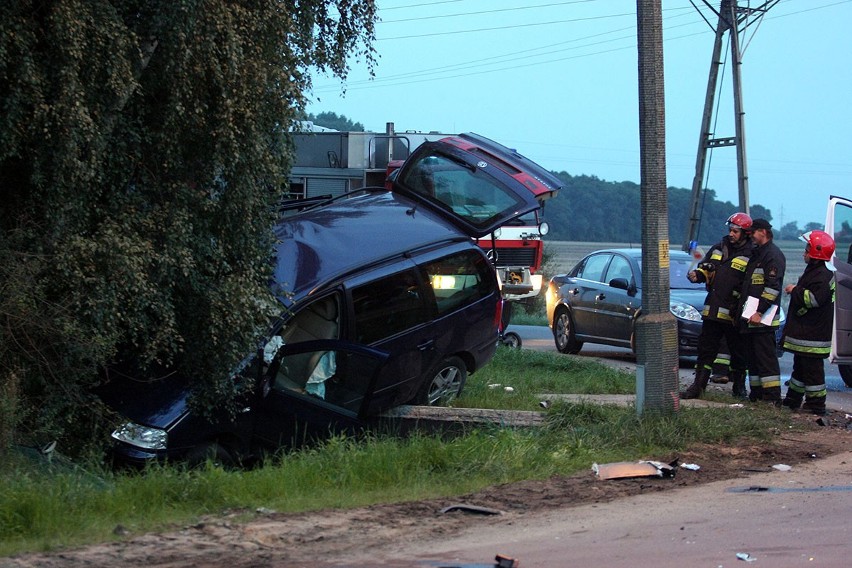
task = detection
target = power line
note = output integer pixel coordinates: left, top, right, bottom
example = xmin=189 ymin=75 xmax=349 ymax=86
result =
xmin=378 ymin=11 xmax=636 ymax=41
xmin=312 ymin=18 xmax=702 ymax=93
xmin=379 ymin=0 xmax=596 ymax=24
xmin=313 ymin=0 xmax=848 ymax=94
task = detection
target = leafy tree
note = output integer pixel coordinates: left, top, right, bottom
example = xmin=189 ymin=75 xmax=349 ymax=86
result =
xmin=749 ymin=204 xmax=772 ymax=224
xmin=804 ymin=221 xmax=823 ymax=232
xmin=779 ymin=222 xmax=801 ymax=241
xmin=308 ymin=111 xmax=365 ymax=131
xmin=542 ymin=172 xmax=777 ymax=248
xmin=0 ymin=1 xmax=376 ymax=453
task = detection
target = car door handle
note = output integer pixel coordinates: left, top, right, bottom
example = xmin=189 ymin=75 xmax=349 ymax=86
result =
xmin=417 ymin=339 xmax=435 ymax=351
xmin=595 ymin=293 xmax=606 ymax=301
xmin=570 ymin=288 xmax=580 ymax=295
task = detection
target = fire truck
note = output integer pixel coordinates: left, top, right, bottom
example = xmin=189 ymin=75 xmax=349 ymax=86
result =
xmin=288 ymin=123 xmax=553 ymax=307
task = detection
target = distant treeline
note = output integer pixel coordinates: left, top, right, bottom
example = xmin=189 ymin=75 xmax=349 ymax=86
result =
xmin=542 ymin=171 xmax=812 ymax=244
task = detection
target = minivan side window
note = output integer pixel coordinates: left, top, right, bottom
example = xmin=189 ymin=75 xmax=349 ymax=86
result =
xmin=352 ymin=269 xmax=431 ymax=344
xmin=422 ymin=250 xmax=494 ymax=316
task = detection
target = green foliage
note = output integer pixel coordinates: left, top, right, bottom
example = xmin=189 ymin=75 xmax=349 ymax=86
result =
xmin=0 ymin=1 xmax=377 ymax=454
xmin=540 ymin=171 xmax=806 ymax=243
xmin=457 ymin=348 xmax=634 ymax=411
xmin=307 ymin=111 xmax=365 ymax=131
xmin=0 ymin=399 xmax=796 ymax=556
xmin=779 ymin=221 xmax=801 ymax=240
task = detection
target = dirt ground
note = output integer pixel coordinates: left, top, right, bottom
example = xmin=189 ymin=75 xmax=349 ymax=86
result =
xmin=5 ymin=411 xmax=852 ymax=568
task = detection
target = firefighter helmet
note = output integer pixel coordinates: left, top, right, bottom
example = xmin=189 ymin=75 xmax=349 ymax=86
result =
xmin=726 ymin=212 xmax=753 ymax=232
xmin=800 ymin=230 xmax=836 ymax=262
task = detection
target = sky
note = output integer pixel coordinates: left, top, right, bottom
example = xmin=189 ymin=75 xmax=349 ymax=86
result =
xmin=307 ymin=0 xmax=852 ymax=230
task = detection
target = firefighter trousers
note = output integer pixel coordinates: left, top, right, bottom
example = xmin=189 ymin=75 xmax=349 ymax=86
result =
xmin=744 ymin=331 xmax=781 ymax=402
xmin=784 ymin=355 xmax=827 ymax=412
xmin=696 ymin=319 xmax=747 ymax=375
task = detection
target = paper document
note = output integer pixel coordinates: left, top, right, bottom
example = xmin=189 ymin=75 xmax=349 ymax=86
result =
xmin=741 ymin=296 xmax=777 ymax=325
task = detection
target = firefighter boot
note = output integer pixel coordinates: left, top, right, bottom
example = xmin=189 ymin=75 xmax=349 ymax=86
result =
xmin=801 ymin=395 xmax=827 ymax=416
xmin=681 ymin=367 xmax=711 ymax=400
xmin=762 ymin=386 xmax=782 ymax=406
xmin=748 ymin=381 xmax=764 ymax=403
xmin=729 ymin=369 xmax=747 ymax=400
xmin=782 ymin=390 xmax=803 ymax=411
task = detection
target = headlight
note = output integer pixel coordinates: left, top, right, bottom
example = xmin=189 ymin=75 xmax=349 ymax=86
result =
xmin=112 ymin=421 xmax=168 ymax=450
xmin=538 ymin=222 xmax=549 ymax=236
xmin=670 ymin=301 xmax=701 ymax=322
xmin=530 ymin=273 xmax=543 ymax=290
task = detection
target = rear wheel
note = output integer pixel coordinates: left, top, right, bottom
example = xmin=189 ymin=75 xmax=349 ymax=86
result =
xmin=417 ymin=356 xmax=467 ymax=406
xmin=553 ymin=309 xmax=582 ymax=354
xmin=840 ymin=364 xmax=852 ymax=388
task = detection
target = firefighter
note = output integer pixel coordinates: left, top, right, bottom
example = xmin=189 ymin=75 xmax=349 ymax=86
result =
xmin=682 ymin=212 xmax=754 ymax=399
xmin=781 ymin=230 xmax=836 ymax=415
xmin=740 ymin=219 xmax=786 ymax=404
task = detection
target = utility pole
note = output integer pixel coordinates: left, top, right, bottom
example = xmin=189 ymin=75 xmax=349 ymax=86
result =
xmin=636 ymin=0 xmax=679 ymax=415
xmin=683 ymin=0 xmax=778 ymax=251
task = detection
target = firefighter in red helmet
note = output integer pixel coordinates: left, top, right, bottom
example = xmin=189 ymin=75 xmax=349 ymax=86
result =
xmin=682 ymin=212 xmax=754 ymax=399
xmin=781 ymin=230 xmax=836 ymax=415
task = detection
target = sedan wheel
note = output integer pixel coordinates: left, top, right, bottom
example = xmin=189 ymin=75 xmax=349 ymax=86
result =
xmin=840 ymin=364 xmax=852 ymax=388
xmin=418 ymin=356 xmax=467 ymax=406
xmin=553 ymin=309 xmax=582 ymax=354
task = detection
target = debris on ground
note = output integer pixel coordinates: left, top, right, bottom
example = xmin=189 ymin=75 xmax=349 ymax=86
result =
xmin=593 ymin=458 xmax=679 ymax=480
xmin=494 ymin=553 xmax=519 ymax=568
xmin=772 ymin=464 xmax=792 ymax=472
xmin=440 ymin=504 xmax=504 ymax=516
xmin=736 ymin=551 xmax=757 ymax=562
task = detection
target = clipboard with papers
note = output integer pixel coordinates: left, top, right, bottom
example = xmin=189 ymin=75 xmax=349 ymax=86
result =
xmin=741 ymin=296 xmax=777 ymax=326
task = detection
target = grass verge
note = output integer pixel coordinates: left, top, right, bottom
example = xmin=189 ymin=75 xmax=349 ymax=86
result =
xmin=0 ymin=348 xmax=799 ymax=557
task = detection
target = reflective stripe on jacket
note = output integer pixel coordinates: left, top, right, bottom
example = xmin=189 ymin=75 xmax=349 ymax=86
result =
xmin=782 ymin=261 xmax=834 ymax=358
xmin=699 ymin=236 xmax=753 ymax=323
xmin=741 ymin=240 xmax=786 ymax=332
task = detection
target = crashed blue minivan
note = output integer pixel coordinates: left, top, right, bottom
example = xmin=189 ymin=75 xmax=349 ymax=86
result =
xmin=100 ymin=133 xmax=562 ymax=466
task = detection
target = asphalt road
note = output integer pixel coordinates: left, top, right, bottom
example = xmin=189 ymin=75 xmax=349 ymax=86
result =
xmin=511 ymin=324 xmax=852 ymax=413
xmin=401 ymin=451 xmax=852 ymax=568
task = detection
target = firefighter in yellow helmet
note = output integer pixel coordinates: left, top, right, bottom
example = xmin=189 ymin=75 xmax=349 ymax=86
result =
xmin=682 ymin=213 xmax=754 ymax=399
xmin=781 ymin=230 xmax=836 ymax=415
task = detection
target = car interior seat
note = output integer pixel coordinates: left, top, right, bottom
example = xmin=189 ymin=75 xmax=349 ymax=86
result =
xmin=275 ymin=296 xmax=339 ymax=395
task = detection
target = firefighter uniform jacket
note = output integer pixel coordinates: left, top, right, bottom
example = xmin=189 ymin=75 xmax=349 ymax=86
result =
xmin=741 ymin=240 xmax=786 ymax=333
xmin=695 ymin=236 xmax=753 ymax=323
xmin=782 ymin=261 xmax=835 ymax=358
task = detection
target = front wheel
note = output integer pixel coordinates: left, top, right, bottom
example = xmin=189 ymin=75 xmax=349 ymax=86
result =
xmin=840 ymin=364 xmax=852 ymax=388
xmin=553 ymin=309 xmax=583 ymax=354
xmin=185 ymin=442 xmax=236 ymax=469
xmin=417 ymin=356 xmax=467 ymax=406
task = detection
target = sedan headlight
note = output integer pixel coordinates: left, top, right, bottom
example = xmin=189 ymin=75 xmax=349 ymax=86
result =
xmin=112 ymin=421 xmax=168 ymax=450
xmin=670 ymin=301 xmax=702 ymax=322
